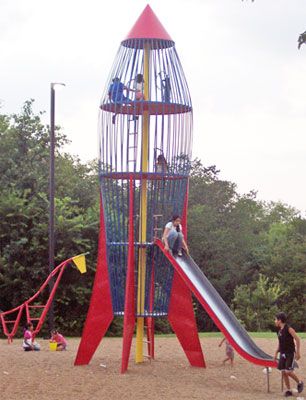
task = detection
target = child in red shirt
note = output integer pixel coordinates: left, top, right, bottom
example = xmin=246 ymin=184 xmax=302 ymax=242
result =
xmin=50 ymin=329 xmax=67 ymax=351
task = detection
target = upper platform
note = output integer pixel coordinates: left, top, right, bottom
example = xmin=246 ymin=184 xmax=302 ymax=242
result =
xmin=100 ymin=101 xmax=192 ymax=116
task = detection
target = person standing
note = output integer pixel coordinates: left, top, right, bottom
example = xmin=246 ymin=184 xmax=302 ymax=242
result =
xmin=219 ymin=337 xmax=234 ymax=367
xmin=134 ymin=74 xmax=145 ymax=100
xmin=156 ymin=154 xmax=168 ymax=173
xmin=274 ymin=312 xmax=304 ymax=397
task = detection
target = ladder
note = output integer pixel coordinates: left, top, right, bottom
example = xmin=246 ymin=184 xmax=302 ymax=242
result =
xmin=153 ymin=214 xmax=163 ymax=239
xmin=143 ymin=317 xmax=154 ymax=361
xmin=127 ymin=116 xmax=139 ymax=171
xmin=25 ymin=303 xmax=47 ymax=325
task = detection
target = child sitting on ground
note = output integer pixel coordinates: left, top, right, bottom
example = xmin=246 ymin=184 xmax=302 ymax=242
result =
xmin=23 ymin=322 xmax=40 ymax=351
xmin=50 ymin=329 xmax=67 ymax=351
xmin=219 ymin=336 xmax=234 ymax=367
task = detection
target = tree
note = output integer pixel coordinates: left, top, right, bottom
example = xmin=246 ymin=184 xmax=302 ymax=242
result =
xmin=1 ymin=104 xmax=305 ymax=335
xmin=0 ymin=100 xmax=100 ymax=334
xmin=258 ymin=221 xmax=306 ymax=330
xmin=231 ymin=274 xmax=284 ymax=331
xmin=188 ymin=159 xmax=306 ymax=332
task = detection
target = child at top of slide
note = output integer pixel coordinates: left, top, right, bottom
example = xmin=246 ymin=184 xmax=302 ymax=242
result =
xmin=162 ymin=215 xmax=189 ymax=257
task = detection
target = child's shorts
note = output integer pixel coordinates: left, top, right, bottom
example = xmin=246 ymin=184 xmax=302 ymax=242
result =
xmin=277 ymin=353 xmax=295 ymax=371
xmin=226 ymin=349 xmax=234 ymax=359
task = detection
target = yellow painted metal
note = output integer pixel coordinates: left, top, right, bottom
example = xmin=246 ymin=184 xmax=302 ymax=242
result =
xmin=135 ymin=42 xmax=150 ymax=363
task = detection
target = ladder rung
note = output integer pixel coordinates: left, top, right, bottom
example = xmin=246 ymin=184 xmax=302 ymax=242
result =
xmin=4 ymin=320 xmax=16 ymax=324
xmin=143 ymin=340 xmax=151 ymax=344
xmin=28 ymin=305 xmax=45 ymax=308
xmin=29 ymin=318 xmax=40 ymax=321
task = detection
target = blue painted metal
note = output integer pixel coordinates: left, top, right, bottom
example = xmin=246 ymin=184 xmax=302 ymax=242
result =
xmin=99 ymin=36 xmax=192 ymax=317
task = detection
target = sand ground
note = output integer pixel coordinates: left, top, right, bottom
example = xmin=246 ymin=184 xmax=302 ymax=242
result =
xmin=0 ymin=337 xmax=305 ymax=400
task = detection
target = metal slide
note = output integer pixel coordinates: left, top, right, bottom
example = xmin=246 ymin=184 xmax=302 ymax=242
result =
xmin=155 ymin=239 xmax=277 ymax=367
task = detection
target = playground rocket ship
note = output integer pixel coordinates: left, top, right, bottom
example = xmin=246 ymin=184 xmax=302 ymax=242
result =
xmin=75 ymin=4 xmax=204 ymax=371
xmin=75 ymin=5 xmax=275 ymax=373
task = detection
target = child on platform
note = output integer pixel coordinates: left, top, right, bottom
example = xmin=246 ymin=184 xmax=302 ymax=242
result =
xmin=163 ymin=215 xmax=189 ymax=257
xmin=274 ymin=312 xmax=304 ymax=397
xmin=219 ymin=337 xmax=234 ymax=366
xmin=156 ymin=154 xmax=168 ymax=173
xmin=23 ymin=322 xmax=40 ymax=351
xmin=134 ymin=73 xmax=145 ymax=100
xmin=50 ymin=329 xmax=67 ymax=351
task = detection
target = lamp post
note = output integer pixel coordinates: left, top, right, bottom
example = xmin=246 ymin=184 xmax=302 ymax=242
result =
xmin=49 ymin=82 xmax=65 ymax=331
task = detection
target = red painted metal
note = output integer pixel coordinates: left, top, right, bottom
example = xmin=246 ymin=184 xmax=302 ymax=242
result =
xmin=0 ymin=305 xmax=24 ymax=343
xmin=0 ymin=259 xmax=71 ymax=342
xmin=100 ymin=172 xmax=187 ymax=181
xmin=156 ymin=239 xmax=277 ymax=368
xmin=146 ymin=258 xmax=155 ymax=359
xmin=75 ymin=198 xmax=114 ymax=366
xmin=168 ymin=183 xmax=205 ymax=367
xmin=146 ymin=317 xmax=155 ymax=359
xmin=125 ymin=5 xmax=172 ymax=41
xmin=100 ymin=102 xmax=191 ymax=116
xmin=32 ymin=265 xmax=67 ymax=338
xmin=168 ymin=270 xmax=206 ymax=367
xmin=121 ymin=178 xmax=136 ymax=373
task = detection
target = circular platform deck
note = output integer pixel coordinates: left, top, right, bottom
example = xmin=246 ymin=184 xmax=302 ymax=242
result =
xmin=100 ymin=101 xmax=192 ymax=115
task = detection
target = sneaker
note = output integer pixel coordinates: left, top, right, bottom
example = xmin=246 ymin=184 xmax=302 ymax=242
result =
xmin=284 ymin=390 xmax=293 ymax=397
xmin=297 ymin=381 xmax=304 ymax=393
xmin=177 ymin=250 xmax=183 ymax=257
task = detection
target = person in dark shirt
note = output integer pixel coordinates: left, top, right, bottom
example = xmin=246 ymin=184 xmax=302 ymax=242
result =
xmin=108 ymin=77 xmax=137 ymax=124
xmin=274 ymin=312 xmax=304 ymax=397
xmin=108 ymin=77 xmax=131 ymax=103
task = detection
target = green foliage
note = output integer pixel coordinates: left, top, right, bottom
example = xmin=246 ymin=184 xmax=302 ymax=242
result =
xmin=0 ymin=102 xmax=305 ymax=337
xmin=188 ymin=159 xmax=306 ymax=332
xmin=231 ymin=274 xmax=285 ymax=331
xmin=0 ymin=100 xmax=99 ymax=335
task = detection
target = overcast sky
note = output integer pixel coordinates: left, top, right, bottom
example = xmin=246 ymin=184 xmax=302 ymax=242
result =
xmin=1 ymin=0 xmax=306 ymax=214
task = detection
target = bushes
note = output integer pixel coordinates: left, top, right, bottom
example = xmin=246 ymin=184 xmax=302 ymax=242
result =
xmin=0 ymin=103 xmax=305 ymax=335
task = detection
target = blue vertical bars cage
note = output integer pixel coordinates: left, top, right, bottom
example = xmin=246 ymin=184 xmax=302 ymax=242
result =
xmin=99 ymin=37 xmax=192 ymax=317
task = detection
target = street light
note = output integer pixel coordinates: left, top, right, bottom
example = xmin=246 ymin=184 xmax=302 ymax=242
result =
xmin=49 ymin=82 xmax=65 ymax=331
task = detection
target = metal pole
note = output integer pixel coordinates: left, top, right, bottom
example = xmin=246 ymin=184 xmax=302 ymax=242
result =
xmin=266 ymin=367 xmax=270 ymax=393
xmin=48 ymin=83 xmax=56 ymax=331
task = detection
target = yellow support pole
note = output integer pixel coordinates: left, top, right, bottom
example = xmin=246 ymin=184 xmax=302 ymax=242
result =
xmin=135 ymin=42 xmax=150 ymax=363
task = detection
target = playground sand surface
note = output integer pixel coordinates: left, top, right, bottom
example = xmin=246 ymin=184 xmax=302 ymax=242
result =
xmin=1 ymin=337 xmax=305 ymax=400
